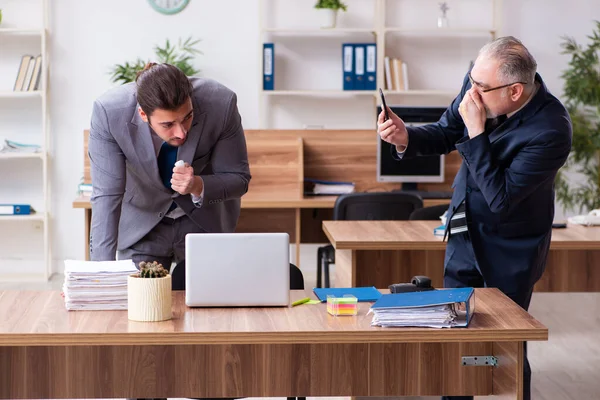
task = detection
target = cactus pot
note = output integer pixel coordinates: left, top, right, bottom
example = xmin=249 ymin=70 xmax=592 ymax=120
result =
xmin=127 ymin=274 xmax=172 ymax=322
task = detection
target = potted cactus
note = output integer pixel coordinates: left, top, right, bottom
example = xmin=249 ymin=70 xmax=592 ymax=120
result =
xmin=127 ymin=261 xmax=172 ymax=322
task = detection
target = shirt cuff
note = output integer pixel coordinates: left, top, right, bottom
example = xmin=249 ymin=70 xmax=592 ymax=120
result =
xmin=190 ymin=178 xmax=205 ymax=208
xmin=396 ymin=143 xmax=408 ymax=158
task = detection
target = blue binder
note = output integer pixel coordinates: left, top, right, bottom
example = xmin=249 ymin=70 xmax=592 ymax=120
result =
xmin=371 ymin=287 xmax=475 ymax=327
xmin=353 ymin=44 xmax=366 ymax=90
xmin=263 ymin=43 xmax=274 ymax=90
xmin=313 ymin=286 xmax=382 ymax=302
xmin=342 ymin=43 xmax=354 ymax=90
xmin=0 ymin=204 xmax=33 ymax=215
xmin=365 ymin=43 xmax=377 ymax=90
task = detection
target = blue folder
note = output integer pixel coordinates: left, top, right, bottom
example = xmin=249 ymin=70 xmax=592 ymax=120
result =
xmin=0 ymin=204 xmax=33 ymax=215
xmin=313 ymin=286 xmax=382 ymax=302
xmin=365 ymin=43 xmax=377 ymax=90
xmin=353 ymin=44 xmax=366 ymax=90
xmin=371 ymin=287 xmax=475 ymax=327
xmin=342 ymin=43 xmax=354 ymax=90
xmin=263 ymin=43 xmax=274 ymax=90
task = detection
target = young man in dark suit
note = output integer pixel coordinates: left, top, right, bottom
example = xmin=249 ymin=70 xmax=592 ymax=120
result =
xmin=377 ymin=36 xmax=572 ymax=400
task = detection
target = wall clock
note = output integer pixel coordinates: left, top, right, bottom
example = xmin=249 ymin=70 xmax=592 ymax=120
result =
xmin=148 ymin=0 xmax=190 ymax=15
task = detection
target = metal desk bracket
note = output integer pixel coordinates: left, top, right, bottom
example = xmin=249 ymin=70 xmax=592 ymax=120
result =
xmin=461 ymin=356 xmax=498 ymax=367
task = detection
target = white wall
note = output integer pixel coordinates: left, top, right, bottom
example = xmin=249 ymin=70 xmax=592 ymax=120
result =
xmin=1 ymin=0 xmax=598 ymax=276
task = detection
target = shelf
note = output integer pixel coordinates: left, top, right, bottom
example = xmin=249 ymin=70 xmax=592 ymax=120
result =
xmin=261 ymin=89 xmax=457 ymax=98
xmin=262 ymin=28 xmax=376 ymax=35
xmin=0 ymin=152 xmax=45 ymax=160
xmin=0 ymin=28 xmax=44 ymax=36
xmin=384 ymin=28 xmax=495 ymax=37
xmin=0 ymin=91 xmax=44 ymax=98
xmin=0 ymin=213 xmax=46 ymax=222
xmin=262 ymin=90 xmax=376 ymax=96
xmin=383 ymin=90 xmax=457 ymax=96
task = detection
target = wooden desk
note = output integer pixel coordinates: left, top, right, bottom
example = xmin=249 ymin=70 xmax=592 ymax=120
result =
xmin=0 ymin=289 xmax=547 ymax=399
xmin=323 ymin=220 xmax=600 ymax=292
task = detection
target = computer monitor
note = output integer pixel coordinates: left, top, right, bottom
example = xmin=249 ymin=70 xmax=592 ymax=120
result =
xmin=376 ymin=106 xmax=447 ymax=190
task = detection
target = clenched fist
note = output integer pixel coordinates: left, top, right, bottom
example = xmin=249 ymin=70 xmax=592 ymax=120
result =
xmin=171 ymin=163 xmax=203 ymax=196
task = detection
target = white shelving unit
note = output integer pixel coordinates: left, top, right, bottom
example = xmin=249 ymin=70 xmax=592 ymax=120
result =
xmin=0 ymin=0 xmax=51 ymax=280
xmin=258 ymin=0 xmax=501 ymax=128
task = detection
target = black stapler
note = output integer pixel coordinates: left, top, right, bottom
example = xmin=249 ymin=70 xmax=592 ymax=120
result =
xmin=389 ymin=275 xmax=435 ymax=293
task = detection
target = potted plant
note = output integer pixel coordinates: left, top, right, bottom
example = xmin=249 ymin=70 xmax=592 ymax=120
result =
xmin=110 ymin=36 xmax=202 ymax=85
xmin=127 ymin=261 xmax=172 ymax=322
xmin=314 ymin=0 xmax=348 ymax=29
xmin=555 ymin=21 xmax=600 ymax=214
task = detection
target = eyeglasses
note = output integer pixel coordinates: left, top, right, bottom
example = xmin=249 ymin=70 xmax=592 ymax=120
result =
xmin=468 ymin=72 xmax=528 ymax=93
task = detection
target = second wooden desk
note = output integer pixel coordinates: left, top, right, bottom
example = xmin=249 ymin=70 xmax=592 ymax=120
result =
xmin=323 ymin=220 xmax=600 ymax=292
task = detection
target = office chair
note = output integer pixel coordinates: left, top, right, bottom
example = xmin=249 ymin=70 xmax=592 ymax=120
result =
xmin=316 ymin=191 xmax=424 ymax=288
xmin=289 ymin=263 xmax=305 ymax=290
xmin=409 ymin=204 xmax=449 ymax=221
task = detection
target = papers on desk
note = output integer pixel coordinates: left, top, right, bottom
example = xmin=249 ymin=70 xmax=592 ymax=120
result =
xmin=304 ymin=179 xmax=355 ymax=195
xmin=434 ymin=210 xmax=449 ymax=236
xmin=62 ymin=259 xmax=137 ymax=311
xmin=368 ymin=287 xmax=475 ymax=329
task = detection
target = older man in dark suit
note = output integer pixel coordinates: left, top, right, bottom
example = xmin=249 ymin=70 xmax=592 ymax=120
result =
xmin=377 ymin=36 xmax=572 ymax=400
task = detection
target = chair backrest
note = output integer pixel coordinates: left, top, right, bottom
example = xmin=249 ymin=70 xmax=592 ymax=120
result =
xmin=333 ymin=192 xmax=423 ymax=221
xmin=289 ymin=263 xmax=305 ymax=290
xmin=408 ymin=204 xmax=449 ymax=221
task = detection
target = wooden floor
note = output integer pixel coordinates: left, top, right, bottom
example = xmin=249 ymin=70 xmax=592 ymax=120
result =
xmin=1 ymin=245 xmax=598 ymax=400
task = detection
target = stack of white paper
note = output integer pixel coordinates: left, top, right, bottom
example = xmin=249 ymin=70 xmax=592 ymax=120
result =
xmin=62 ymin=259 xmax=137 ymax=311
xmin=313 ymin=182 xmax=355 ymax=195
xmin=369 ymin=304 xmax=459 ymax=329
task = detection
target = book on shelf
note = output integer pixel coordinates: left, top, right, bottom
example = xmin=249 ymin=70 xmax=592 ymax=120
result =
xmin=384 ymin=56 xmax=409 ymax=91
xmin=13 ymin=54 xmax=42 ymax=92
xmin=0 ymin=139 xmax=41 ymax=153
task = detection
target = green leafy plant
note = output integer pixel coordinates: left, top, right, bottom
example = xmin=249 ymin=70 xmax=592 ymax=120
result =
xmin=137 ymin=261 xmax=169 ymax=278
xmin=314 ymin=0 xmax=348 ymax=11
xmin=555 ymin=20 xmax=600 ymax=213
xmin=110 ymin=36 xmax=202 ymax=85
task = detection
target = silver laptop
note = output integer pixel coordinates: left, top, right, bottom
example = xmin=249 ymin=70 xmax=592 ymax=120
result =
xmin=185 ymin=232 xmax=290 ymax=307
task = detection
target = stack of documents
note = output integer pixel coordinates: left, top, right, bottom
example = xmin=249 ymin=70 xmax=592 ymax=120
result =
xmin=368 ymin=287 xmax=475 ymax=329
xmin=304 ymin=179 xmax=355 ymax=195
xmin=62 ymin=259 xmax=137 ymax=311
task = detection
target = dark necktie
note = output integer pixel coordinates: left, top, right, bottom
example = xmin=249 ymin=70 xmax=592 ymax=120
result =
xmin=157 ymin=142 xmax=178 ymax=213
